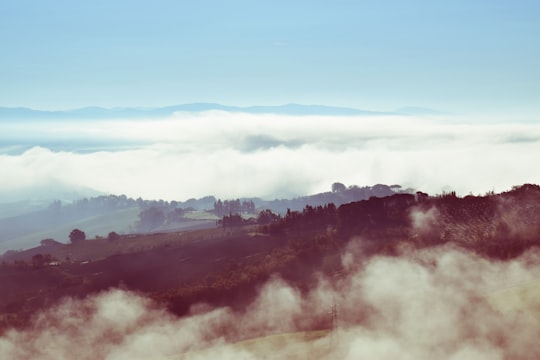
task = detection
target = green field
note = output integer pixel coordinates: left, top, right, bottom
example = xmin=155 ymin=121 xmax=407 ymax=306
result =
xmin=0 ymin=208 xmax=140 ymax=253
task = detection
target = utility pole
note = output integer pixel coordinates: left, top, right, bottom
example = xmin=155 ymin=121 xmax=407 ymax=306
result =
xmin=329 ymin=297 xmax=338 ymax=349
xmin=331 ymin=301 xmax=338 ymax=331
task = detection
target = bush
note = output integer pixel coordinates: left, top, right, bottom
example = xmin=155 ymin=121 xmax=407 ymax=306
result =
xmin=69 ymin=229 xmax=86 ymax=243
xmin=108 ymin=231 xmax=120 ymax=241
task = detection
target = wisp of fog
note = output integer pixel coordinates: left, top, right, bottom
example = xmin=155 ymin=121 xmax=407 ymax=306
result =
xmin=2 ymin=242 xmax=540 ymax=359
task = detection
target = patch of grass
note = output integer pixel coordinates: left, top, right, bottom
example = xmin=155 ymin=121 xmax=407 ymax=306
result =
xmin=183 ymin=210 xmax=219 ymax=220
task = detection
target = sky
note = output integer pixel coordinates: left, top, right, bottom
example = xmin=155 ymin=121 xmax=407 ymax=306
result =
xmin=1 ymin=0 xmax=539 ymax=116
xmin=1 ymin=1 xmax=540 ymax=202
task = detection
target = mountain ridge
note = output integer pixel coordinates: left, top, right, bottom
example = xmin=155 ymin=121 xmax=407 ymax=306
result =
xmin=0 ymin=103 xmax=419 ymax=120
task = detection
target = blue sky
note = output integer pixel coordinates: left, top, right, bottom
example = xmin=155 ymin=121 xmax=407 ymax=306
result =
xmin=1 ymin=0 xmax=539 ymax=116
xmin=1 ymin=1 xmax=540 ymax=201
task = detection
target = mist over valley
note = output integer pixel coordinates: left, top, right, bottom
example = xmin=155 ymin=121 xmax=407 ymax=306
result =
xmin=1 ymin=103 xmax=540 ymax=358
xmin=1 ymin=108 xmax=539 ymax=202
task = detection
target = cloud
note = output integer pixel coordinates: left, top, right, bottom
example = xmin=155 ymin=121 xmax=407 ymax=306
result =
xmin=410 ymin=206 xmax=442 ymax=238
xmin=0 ymin=112 xmax=539 ymax=201
xmin=2 ymin=244 xmax=540 ymax=359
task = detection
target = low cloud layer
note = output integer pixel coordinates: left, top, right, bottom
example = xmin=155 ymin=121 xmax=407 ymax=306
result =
xmin=2 ymin=244 xmax=540 ymax=359
xmin=1 ymin=112 xmax=539 ymax=201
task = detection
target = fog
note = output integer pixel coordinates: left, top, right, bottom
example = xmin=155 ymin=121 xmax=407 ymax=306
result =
xmin=2 ymin=243 xmax=540 ymax=359
xmin=1 ymin=111 xmax=540 ymax=201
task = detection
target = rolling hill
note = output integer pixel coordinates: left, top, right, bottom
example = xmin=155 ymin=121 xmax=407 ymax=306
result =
xmin=1 ymin=184 xmax=540 ymax=337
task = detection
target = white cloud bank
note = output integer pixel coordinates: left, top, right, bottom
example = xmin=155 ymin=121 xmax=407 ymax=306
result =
xmin=2 ymin=244 xmax=540 ymax=359
xmin=1 ymin=112 xmax=539 ymax=201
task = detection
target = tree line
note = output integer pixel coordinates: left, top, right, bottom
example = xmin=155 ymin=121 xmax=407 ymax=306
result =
xmin=213 ymin=199 xmax=256 ymax=217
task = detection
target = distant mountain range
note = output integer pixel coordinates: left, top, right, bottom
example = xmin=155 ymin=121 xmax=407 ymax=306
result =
xmin=0 ymin=103 xmax=444 ymax=120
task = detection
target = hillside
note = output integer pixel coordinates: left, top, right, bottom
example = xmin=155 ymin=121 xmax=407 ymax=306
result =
xmin=0 ymin=183 xmax=404 ymax=253
xmin=1 ymin=184 xmax=540 ymax=337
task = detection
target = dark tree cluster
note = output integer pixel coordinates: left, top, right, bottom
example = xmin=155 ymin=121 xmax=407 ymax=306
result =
xmin=256 ymin=209 xmax=281 ymax=225
xmin=267 ymin=203 xmax=338 ymax=234
xmin=337 ymin=194 xmax=416 ymax=238
xmin=219 ymin=214 xmax=247 ymax=228
xmin=69 ymin=229 xmax=86 ymax=243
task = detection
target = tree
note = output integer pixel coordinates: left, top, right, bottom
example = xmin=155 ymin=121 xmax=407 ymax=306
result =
xmin=257 ymin=209 xmax=280 ymax=225
xmin=69 ymin=229 xmax=86 ymax=243
xmin=107 ymin=231 xmax=120 ymax=241
xmin=332 ymin=182 xmax=347 ymax=193
xmin=221 ymin=214 xmax=244 ymax=228
xmin=214 ymin=199 xmax=224 ymax=217
xmin=242 ymin=200 xmax=256 ymax=214
xmin=138 ymin=206 xmax=165 ymax=231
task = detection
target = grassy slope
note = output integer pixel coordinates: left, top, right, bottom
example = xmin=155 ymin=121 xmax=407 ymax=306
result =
xmin=1 ymin=209 xmax=220 ymax=254
xmin=2 ymin=226 xmax=227 ymax=263
xmin=0 ymin=201 xmax=48 ymax=219
xmin=0 ymin=208 xmax=140 ymax=253
xmin=0 ymin=225 xmax=331 ymax=333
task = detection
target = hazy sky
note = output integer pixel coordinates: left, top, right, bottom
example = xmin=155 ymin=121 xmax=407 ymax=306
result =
xmin=1 ymin=1 xmax=539 ymax=201
xmin=1 ymin=1 xmax=539 ymax=116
